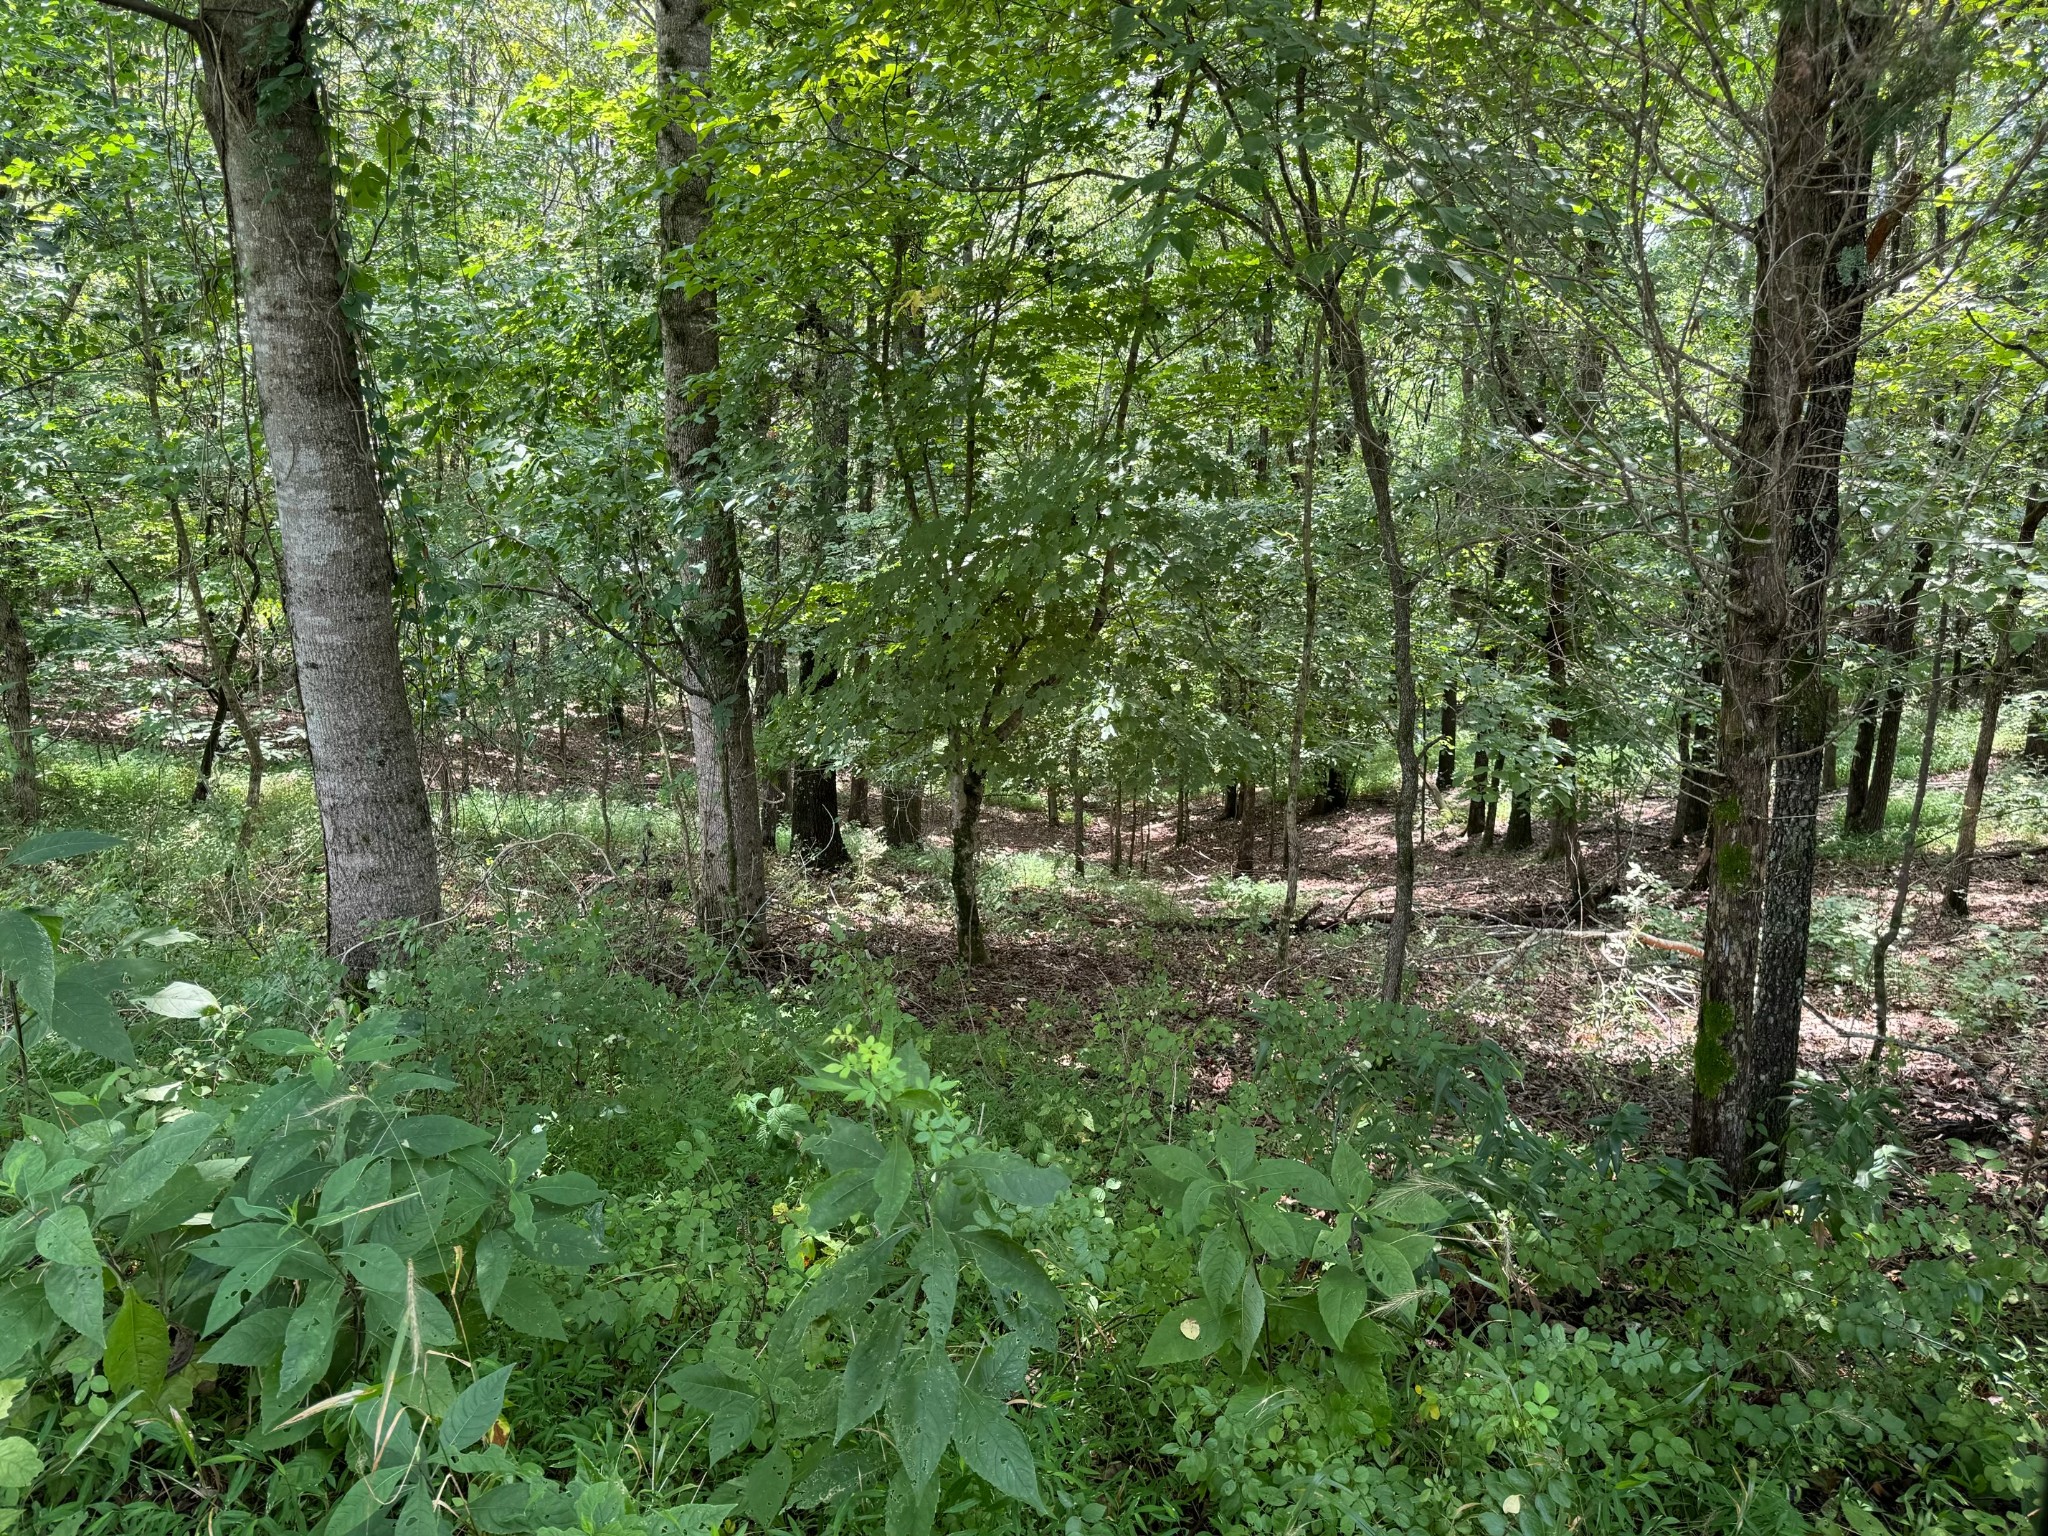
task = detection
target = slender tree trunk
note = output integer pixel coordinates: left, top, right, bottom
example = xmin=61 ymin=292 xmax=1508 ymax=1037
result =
xmin=1282 ymin=336 xmax=1322 ymax=961
xmin=1436 ymin=685 xmax=1456 ymax=792
xmin=1843 ymin=677 xmax=1879 ymax=827
xmin=1175 ymin=780 xmax=1189 ymax=845
xmin=1691 ymin=0 xmax=1887 ymax=1183
xmin=847 ymin=775 xmax=870 ymax=827
xmin=1046 ymin=782 xmax=1059 ymax=828
xmin=656 ymin=0 xmax=765 ymax=946
xmin=1850 ymin=539 xmax=1934 ymax=834
xmin=790 ymin=303 xmax=852 ymax=873
xmin=180 ymin=0 xmax=439 ymax=968
xmin=1234 ymin=779 xmax=1256 ymax=875
xmin=949 ymin=764 xmax=988 ymax=963
xmin=170 ymin=497 xmax=264 ymax=851
xmin=1871 ymin=602 xmax=1950 ymax=1059
xmin=1503 ymin=788 xmax=1533 ymax=851
xmin=1946 ymin=492 xmax=2046 ymax=915
xmin=1465 ymin=749 xmax=1491 ymax=838
xmin=1327 ymin=307 xmax=1419 ymax=1005
xmin=0 ymin=584 xmax=34 ymax=824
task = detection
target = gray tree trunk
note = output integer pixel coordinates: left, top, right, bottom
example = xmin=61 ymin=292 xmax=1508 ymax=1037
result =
xmin=655 ymin=0 xmax=766 ymax=947
xmin=0 ymin=583 xmax=34 ymax=824
xmin=186 ymin=0 xmax=439 ymax=970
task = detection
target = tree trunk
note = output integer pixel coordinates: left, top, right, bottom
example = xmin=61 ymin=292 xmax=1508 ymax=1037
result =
xmin=949 ymin=765 xmax=988 ymax=963
xmin=1234 ymin=779 xmax=1256 ymax=875
xmin=1175 ymin=781 xmax=1189 ymax=845
xmin=1436 ymin=685 xmax=1456 ymax=792
xmin=1465 ymin=750 xmax=1490 ymax=838
xmin=1503 ymin=788 xmax=1533 ymax=851
xmin=1221 ymin=782 xmax=1240 ymax=820
xmin=788 ymin=766 xmax=847 ymax=872
xmin=187 ymin=0 xmax=440 ymax=970
xmin=1842 ymin=681 xmax=1879 ymax=826
xmin=1046 ymin=782 xmax=1059 ymax=828
xmin=881 ymin=786 xmax=922 ymax=848
xmin=1850 ymin=538 xmax=1934 ymax=834
xmin=1946 ymin=492 xmax=2046 ymax=915
xmin=1327 ymin=307 xmax=1419 ymax=1005
xmin=848 ymin=775 xmax=870 ymax=827
xmin=655 ymin=0 xmax=766 ymax=946
xmin=1691 ymin=0 xmax=1887 ymax=1184
xmin=0 ymin=584 xmax=34 ymax=824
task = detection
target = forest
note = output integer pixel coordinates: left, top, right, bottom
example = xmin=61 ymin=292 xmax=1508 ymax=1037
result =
xmin=0 ymin=0 xmax=2046 ymax=1530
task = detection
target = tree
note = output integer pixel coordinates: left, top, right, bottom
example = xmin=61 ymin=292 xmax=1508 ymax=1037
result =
xmin=97 ymin=0 xmax=440 ymax=973
xmin=654 ymin=0 xmax=766 ymax=947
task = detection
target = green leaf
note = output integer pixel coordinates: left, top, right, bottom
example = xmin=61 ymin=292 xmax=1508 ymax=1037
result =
xmin=1255 ymin=1157 xmax=1341 ymax=1210
xmin=1332 ymin=1143 xmax=1374 ymax=1204
xmin=1197 ymin=1227 xmax=1245 ymax=1315
xmin=440 ymin=1364 xmax=513 ymax=1452
xmin=954 ymin=1151 xmax=1068 ymax=1209
xmin=1372 ymin=1183 xmax=1450 ymax=1227
xmin=98 ymin=1111 xmax=220 ymax=1218
xmin=837 ymin=1302 xmax=908 ymax=1442
xmin=1139 ymin=1300 xmax=1223 ymax=1367
xmin=803 ymin=1168 xmax=875 ymax=1230
xmin=475 ymin=1229 xmax=513 ymax=1313
xmin=0 ymin=1435 xmax=42 ymax=1489
xmin=0 ymin=909 xmax=55 ymax=1026
xmin=1235 ymin=1263 xmax=1266 ymax=1362
xmin=1357 ymin=1236 xmax=1414 ymax=1303
xmin=524 ymin=1172 xmax=602 ymax=1206
xmin=739 ymin=1444 xmax=792 ymax=1525
xmin=957 ymin=1229 xmax=1060 ymax=1318
xmin=104 ymin=1292 xmax=170 ymax=1400
xmin=1212 ymin=1125 xmax=1256 ymax=1180
xmin=203 ymin=1307 xmax=290 ymax=1368
xmin=673 ymin=1365 xmax=759 ymax=1464
xmin=953 ymin=1391 xmax=1042 ymax=1510
xmin=278 ymin=1293 xmax=338 ymax=1404
xmin=34 ymin=1204 xmax=98 ymax=1268
xmin=1139 ymin=1142 xmax=1208 ymax=1184
xmin=43 ymin=1261 xmax=104 ymax=1346
xmin=488 ymin=1273 xmax=565 ymax=1341
xmin=873 ymin=1138 xmax=913 ymax=1229
xmin=1317 ymin=1265 xmax=1369 ymax=1349
xmin=7 ymin=830 xmax=122 ymax=865
xmin=886 ymin=1351 xmax=959 ymax=1490
xmin=133 ymin=982 xmax=218 ymax=1019
xmin=385 ymin=1116 xmax=490 ymax=1156
xmin=48 ymin=973 xmax=133 ymax=1064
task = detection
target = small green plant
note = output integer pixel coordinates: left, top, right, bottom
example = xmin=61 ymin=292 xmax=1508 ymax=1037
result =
xmin=689 ymin=1026 xmax=1070 ymax=1531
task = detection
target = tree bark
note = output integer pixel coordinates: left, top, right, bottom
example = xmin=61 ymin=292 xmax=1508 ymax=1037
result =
xmin=0 ymin=584 xmax=34 ymax=824
xmin=1691 ymin=0 xmax=1887 ymax=1183
xmin=948 ymin=764 xmax=988 ymax=963
xmin=1436 ymin=685 xmax=1456 ymax=792
xmin=184 ymin=0 xmax=440 ymax=969
xmin=656 ymin=0 xmax=766 ymax=946
xmin=1503 ymin=787 xmax=1534 ymax=851
xmin=1946 ymin=492 xmax=2046 ymax=915
xmin=881 ymin=786 xmax=922 ymax=848
xmin=847 ymin=775 xmax=870 ymax=827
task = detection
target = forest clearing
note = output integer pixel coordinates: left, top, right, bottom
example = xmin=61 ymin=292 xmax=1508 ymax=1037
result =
xmin=2 ymin=0 xmax=2047 ymax=1532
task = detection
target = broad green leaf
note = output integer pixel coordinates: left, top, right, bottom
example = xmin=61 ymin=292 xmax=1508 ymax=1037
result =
xmin=43 ymin=1262 xmax=104 ymax=1346
xmin=0 ymin=909 xmax=55 ymax=1026
xmin=912 ymin=1226 xmax=959 ymax=1336
xmin=1197 ymin=1227 xmax=1245 ymax=1315
xmin=886 ymin=1352 xmax=959 ymax=1490
xmin=104 ymin=1292 xmax=169 ymax=1400
xmin=953 ymin=1391 xmax=1042 ymax=1510
xmin=34 ymin=1204 xmax=98 ymax=1268
xmin=673 ymin=1366 xmax=759 ymax=1464
xmin=837 ymin=1302 xmax=908 ymax=1442
xmin=133 ymin=982 xmax=218 ymax=1019
xmin=203 ymin=1307 xmax=290 ymax=1368
xmin=804 ymin=1168 xmax=876 ymax=1231
xmin=1332 ymin=1143 xmax=1374 ymax=1204
xmin=7 ymin=830 xmax=122 ymax=865
xmin=957 ymin=1229 xmax=1060 ymax=1318
xmin=873 ymin=1138 xmax=913 ymax=1229
xmin=278 ymin=1293 xmax=338 ymax=1404
xmin=440 ymin=1364 xmax=513 ymax=1452
xmin=1317 ymin=1265 xmax=1369 ymax=1349
xmin=384 ymin=1116 xmax=490 ymax=1156
xmin=1235 ymin=1263 xmax=1266 ymax=1362
xmin=489 ymin=1273 xmax=565 ymax=1340
xmin=739 ymin=1444 xmax=792 ymax=1524
xmin=1212 ymin=1125 xmax=1256 ymax=1180
xmin=48 ymin=973 xmax=133 ymax=1064
xmin=98 ymin=1111 xmax=220 ymax=1218
xmin=1255 ymin=1157 xmax=1341 ymax=1210
xmin=1140 ymin=1300 xmax=1224 ymax=1367
xmin=475 ymin=1228 xmax=514 ymax=1313
xmin=1373 ymin=1183 xmax=1450 ymax=1227
xmin=1357 ymin=1236 xmax=1414 ymax=1304
xmin=0 ymin=1435 xmax=42 ymax=1488
xmin=1139 ymin=1142 xmax=1208 ymax=1184
xmin=524 ymin=1172 xmax=602 ymax=1206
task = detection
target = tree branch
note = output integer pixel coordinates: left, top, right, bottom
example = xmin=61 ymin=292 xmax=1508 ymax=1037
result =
xmin=91 ymin=0 xmax=201 ymax=41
